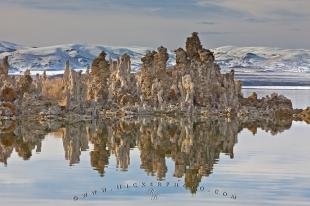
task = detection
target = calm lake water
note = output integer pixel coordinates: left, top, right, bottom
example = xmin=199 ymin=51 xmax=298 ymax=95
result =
xmin=0 ymin=89 xmax=310 ymax=206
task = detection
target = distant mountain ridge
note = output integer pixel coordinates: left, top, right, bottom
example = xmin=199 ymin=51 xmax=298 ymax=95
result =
xmin=0 ymin=41 xmax=309 ymax=76
xmin=213 ymin=46 xmax=310 ymax=73
xmin=0 ymin=41 xmax=23 ymax=53
xmin=0 ymin=41 xmax=175 ymax=75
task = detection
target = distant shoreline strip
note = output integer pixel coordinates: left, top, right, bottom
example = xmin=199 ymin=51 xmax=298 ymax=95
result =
xmin=243 ymin=86 xmax=310 ymax=90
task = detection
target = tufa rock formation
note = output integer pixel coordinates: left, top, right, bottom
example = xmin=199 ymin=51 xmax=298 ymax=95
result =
xmin=62 ymin=61 xmax=86 ymax=111
xmin=87 ymin=51 xmax=110 ymax=103
xmin=186 ymin=32 xmax=203 ymax=60
xmin=0 ymin=56 xmax=9 ymax=77
xmin=135 ymin=32 xmax=241 ymax=112
xmin=240 ymin=92 xmax=293 ymax=119
xmin=0 ymin=32 xmax=309 ymax=123
xmin=108 ymin=53 xmax=137 ymax=106
xmin=294 ymin=107 xmax=310 ymax=124
xmin=136 ymin=47 xmax=172 ymax=108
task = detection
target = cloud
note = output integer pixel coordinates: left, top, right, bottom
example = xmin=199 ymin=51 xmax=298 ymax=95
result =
xmin=4 ymin=0 xmax=310 ymax=22
xmin=198 ymin=21 xmax=216 ymax=25
xmin=1 ymin=0 xmax=248 ymax=19
xmin=200 ymin=31 xmax=231 ymax=35
xmin=195 ymin=0 xmax=310 ymax=22
xmin=0 ymin=0 xmax=309 ymax=49
xmin=245 ymin=17 xmax=273 ymax=23
xmin=2 ymin=0 xmax=190 ymax=12
xmin=272 ymin=9 xmax=307 ymax=19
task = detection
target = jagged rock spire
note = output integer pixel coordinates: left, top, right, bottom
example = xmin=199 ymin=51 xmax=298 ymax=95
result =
xmin=0 ymin=56 xmax=9 ymax=76
xmin=186 ymin=32 xmax=203 ymax=59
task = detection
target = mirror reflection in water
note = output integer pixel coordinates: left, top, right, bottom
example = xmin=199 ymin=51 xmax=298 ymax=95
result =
xmin=0 ymin=116 xmax=294 ymax=194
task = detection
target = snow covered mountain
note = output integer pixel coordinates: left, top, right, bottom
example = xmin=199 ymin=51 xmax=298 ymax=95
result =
xmin=0 ymin=41 xmax=24 ymax=53
xmin=1 ymin=41 xmax=309 ymax=82
xmin=213 ymin=46 xmax=310 ymax=73
xmin=0 ymin=41 xmax=176 ymax=75
xmin=212 ymin=46 xmax=310 ymax=86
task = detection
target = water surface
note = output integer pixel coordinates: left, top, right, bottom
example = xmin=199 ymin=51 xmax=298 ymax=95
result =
xmin=0 ymin=89 xmax=310 ymax=206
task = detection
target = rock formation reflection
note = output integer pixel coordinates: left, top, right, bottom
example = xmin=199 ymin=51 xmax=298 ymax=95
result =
xmin=0 ymin=116 xmax=295 ymax=192
xmin=59 ymin=125 xmax=89 ymax=165
xmin=0 ymin=120 xmax=45 ymax=164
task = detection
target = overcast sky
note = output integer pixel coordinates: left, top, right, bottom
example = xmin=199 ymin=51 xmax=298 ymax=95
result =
xmin=0 ymin=0 xmax=309 ymax=49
